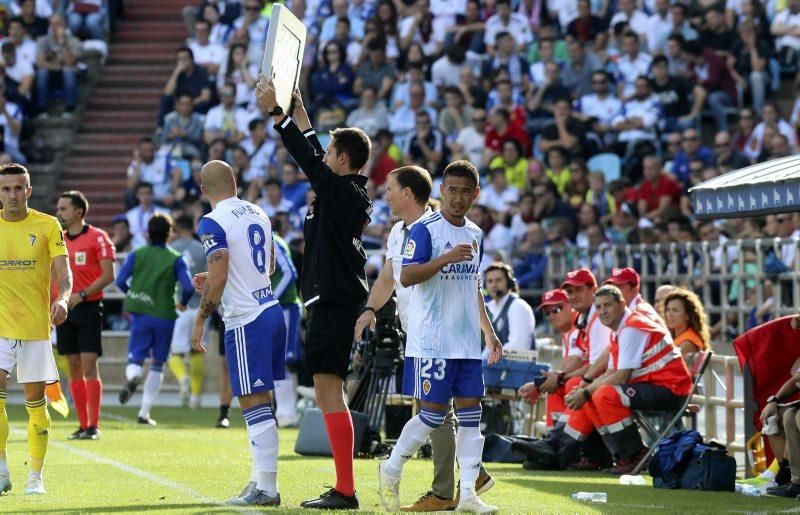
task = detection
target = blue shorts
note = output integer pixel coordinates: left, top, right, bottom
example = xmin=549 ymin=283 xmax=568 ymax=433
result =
xmin=282 ymin=303 xmax=301 ymax=364
xmin=224 ymin=304 xmax=286 ymax=397
xmin=402 ymin=357 xmax=485 ymax=404
xmin=128 ymin=314 xmax=175 ymax=365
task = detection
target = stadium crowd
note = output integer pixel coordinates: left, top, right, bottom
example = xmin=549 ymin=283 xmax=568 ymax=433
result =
xmin=111 ymin=0 xmax=800 ymax=336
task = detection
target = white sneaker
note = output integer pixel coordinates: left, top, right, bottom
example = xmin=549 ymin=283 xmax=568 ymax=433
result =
xmin=189 ymin=394 xmax=201 ymax=409
xmin=24 ymin=475 xmax=45 ymax=495
xmin=456 ymin=491 xmax=498 ymax=513
xmin=377 ymin=461 xmax=400 ymax=512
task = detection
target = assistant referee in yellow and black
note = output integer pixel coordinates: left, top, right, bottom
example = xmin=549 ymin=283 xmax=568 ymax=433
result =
xmin=256 ymin=77 xmax=372 ymax=510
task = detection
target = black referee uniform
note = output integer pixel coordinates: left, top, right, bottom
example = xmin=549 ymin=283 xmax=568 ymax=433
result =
xmin=274 ymin=116 xmax=371 ymax=379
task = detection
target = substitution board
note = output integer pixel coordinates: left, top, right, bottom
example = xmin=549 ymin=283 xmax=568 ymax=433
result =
xmin=261 ymin=4 xmax=307 ymax=113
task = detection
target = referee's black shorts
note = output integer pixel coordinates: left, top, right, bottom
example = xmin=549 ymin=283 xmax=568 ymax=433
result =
xmin=304 ymin=301 xmax=359 ymax=379
xmin=56 ymin=301 xmax=103 ymax=356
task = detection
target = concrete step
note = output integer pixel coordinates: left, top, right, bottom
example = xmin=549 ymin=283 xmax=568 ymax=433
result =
xmin=71 ymin=142 xmax=134 ymax=156
xmin=96 ymin=75 xmax=167 ymax=88
xmin=106 ymin=54 xmax=175 ymax=66
xmin=80 ymin=120 xmax=155 ymax=134
xmin=63 ymin=155 xmax=132 ymax=168
xmin=64 ymin=178 xmax=129 ymax=193
xmin=73 ymin=134 xmax=141 ymax=148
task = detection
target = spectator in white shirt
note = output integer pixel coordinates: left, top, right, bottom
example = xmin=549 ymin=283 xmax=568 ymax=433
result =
xmin=126 ymin=182 xmax=170 ymax=249
xmin=431 ymin=44 xmax=467 ymax=89
xmin=484 ymin=262 xmax=536 ymax=352
xmin=0 ymin=93 xmax=24 ymax=164
xmin=747 ymin=101 xmax=798 ymax=155
xmin=0 ymin=41 xmax=33 ymax=101
xmin=609 ymin=0 xmax=649 ymax=37
xmin=346 ymin=86 xmax=390 ymax=137
xmin=480 ymin=167 xmax=520 ymax=218
xmin=644 ymin=0 xmax=673 ymax=54
xmin=3 ymin=17 xmax=37 ymax=68
xmin=574 ymin=70 xmax=622 ymax=146
xmin=217 ymin=43 xmax=258 ymax=109
xmin=484 ymin=0 xmax=533 ymax=54
xmin=258 ymin=178 xmax=295 ymax=218
xmin=449 ymin=108 xmax=488 ymax=169
xmin=188 ymin=20 xmax=226 ymax=76
xmin=771 ymin=0 xmax=800 ymax=63
xmin=126 ymin=137 xmax=181 ymax=207
xmin=612 ymin=76 xmax=663 ymax=149
xmin=240 ymin=118 xmax=276 ymax=173
xmin=203 ymin=83 xmax=250 ymax=146
xmin=390 ymin=61 xmax=438 ymax=109
xmin=615 ymin=31 xmax=652 ymax=99
xmin=233 ymin=0 xmax=269 ymax=65
xmin=319 ymin=0 xmax=365 ymax=42
xmin=389 ymin=81 xmax=438 ymax=147
xmin=399 ymin=0 xmax=446 ymax=56
xmin=202 ymin=3 xmax=234 ymax=46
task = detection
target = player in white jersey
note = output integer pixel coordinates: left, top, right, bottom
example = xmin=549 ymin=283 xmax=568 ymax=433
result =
xmin=189 ymin=161 xmax=286 ymax=508
xmin=377 ymin=161 xmax=502 ymax=514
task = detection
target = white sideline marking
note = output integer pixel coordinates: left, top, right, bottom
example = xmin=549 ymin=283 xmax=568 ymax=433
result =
xmin=102 ymin=411 xmax=138 ymax=423
xmin=10 ymin=427 xmax=221 ymax=506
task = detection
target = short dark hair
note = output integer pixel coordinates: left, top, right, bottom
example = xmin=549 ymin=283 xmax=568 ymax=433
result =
xmin=495 ymin=31 xmax=512 ymax=43
xmin=60 ymin=190 xmax=89 ymax=217
xmin=147 ymin=213 xmax=173 ymax=245
xmin=442 ymin=160 xmax=479 ymax=188
xmin=0 ymin=163 xmax=29 ymax=177
xmin=595 ymin=284 xmax=625 ymax=303
xmin=248 ymin=118 xmax=265 ymax=132
xmin=195 ymin=19 xmax=211 ymax=31
xmin=265 ymin=178 xmax=282 ymax=189
xmin=176 ymin=46 xmax=194 ymax=61
xmin=652 ymin=54 xmax=668 ymax=67
xmin=329 ymin=127 xmax=371 ymax=171
xmin=7 ymin=17 xmax=22 ymax=29
xmin=0 ymin=42 xmax=14 ymax=54
xmin=139 ymin=136 xmax=155 ymax=146
xmin=135 ymin=181 xmax=154 ymax=193
xmin=175 ymin=214 xmax=195 ymax=232
xmin=388 ymin=165 xmax=432 ymax=203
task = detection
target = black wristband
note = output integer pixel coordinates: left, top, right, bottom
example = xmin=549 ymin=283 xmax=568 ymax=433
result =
xmin=361 ymin=306 xmax=376 ymax=316
xmin=582 ymin=388 xmax=591 ymax=400
xmin=557 ymin=371 xmax=566 ymax=385
xmin=581 ymin=375 xmax=593 ymax=384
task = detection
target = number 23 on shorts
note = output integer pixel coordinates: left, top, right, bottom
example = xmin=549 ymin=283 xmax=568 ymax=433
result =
xmin=420 ymin=358 xmax=446 ymax=380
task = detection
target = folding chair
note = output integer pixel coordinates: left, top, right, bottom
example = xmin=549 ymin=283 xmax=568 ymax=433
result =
xmin=630 ymin=350 xmax=713 ymax=476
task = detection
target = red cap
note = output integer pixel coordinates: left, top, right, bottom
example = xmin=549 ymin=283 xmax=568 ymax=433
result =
xmin=539 ymin=289 xmax=569 ymax=309
xmin=604 ymin=267 xmax=640 ymax=288
xmin=560 ymin=268 xmax=598 ymax=289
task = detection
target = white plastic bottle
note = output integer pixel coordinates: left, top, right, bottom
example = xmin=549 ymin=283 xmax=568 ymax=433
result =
xmin=572 ymin=492 xmax=608 ymax=503
xmin=741 ymin=485 xmax=763 ymax=497
xmin=619 ymin=475 xmax=646 ymax=485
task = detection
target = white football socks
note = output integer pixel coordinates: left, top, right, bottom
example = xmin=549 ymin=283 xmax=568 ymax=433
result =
xmin=138 ymin=370 xmax=163 ymax=419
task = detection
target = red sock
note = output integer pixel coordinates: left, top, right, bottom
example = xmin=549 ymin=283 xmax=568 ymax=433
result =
xmin=69 ymin=379 xmax=88 ymax=430
xmin=85 ymin=378 xmax=103 ymax=428
xmin=324 ymin=411 xmax=355 ymax=497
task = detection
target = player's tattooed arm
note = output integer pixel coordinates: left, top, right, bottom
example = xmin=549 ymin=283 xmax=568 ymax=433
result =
xmin=197 ymin=249 xmax=229 ymax=320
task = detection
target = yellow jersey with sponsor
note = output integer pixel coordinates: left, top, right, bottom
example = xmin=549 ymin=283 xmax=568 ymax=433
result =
xmin=0 ymin=209 xmax=67 ymax=340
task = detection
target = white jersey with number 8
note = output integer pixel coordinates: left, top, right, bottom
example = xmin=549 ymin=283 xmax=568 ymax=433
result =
xmin=198 ymin=197 xmax=278 ymax=330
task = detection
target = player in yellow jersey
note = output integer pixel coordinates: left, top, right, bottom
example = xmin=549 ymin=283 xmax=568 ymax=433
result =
xmin=0 ymin=164 xmax=72 ymax=496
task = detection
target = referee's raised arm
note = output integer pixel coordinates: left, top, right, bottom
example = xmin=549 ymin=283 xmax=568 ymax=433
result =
xmin=255 ymin=77 xmax=330 ymax=187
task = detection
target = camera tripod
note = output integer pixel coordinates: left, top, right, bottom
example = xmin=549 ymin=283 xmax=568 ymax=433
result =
xmin=350 ymin=344 xmax=402 ymax=436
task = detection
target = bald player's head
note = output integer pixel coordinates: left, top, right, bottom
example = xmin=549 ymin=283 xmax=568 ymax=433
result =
xmin=200 ymin=160 xmax=237 ymax=200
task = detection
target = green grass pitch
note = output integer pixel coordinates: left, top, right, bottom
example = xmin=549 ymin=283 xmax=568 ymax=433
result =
xmin=0 ymin=405 xmax=797 ymax=513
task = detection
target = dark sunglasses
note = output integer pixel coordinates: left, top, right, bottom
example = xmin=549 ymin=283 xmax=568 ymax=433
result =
xmin=545 ymin=305 xmax=564 ymax=315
